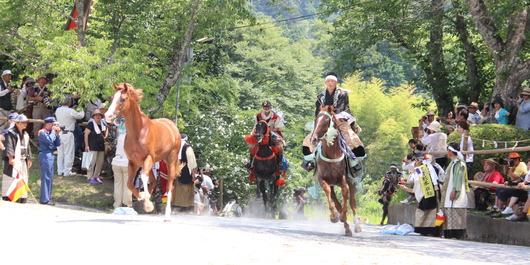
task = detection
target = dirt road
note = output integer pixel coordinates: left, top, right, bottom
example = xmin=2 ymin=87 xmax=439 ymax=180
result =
xmin=1 ymin=200 xmax=527 ymax=264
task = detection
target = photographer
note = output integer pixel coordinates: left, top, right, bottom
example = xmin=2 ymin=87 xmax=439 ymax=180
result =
xmin=421 ymin=121 xmax=448 ymax=167
xmin=195 ymin=168 xmax=214 ymax=215
xmin=38 ymin=117 xmax=62 ymax=205
xmin=293 ymin=187 xmax=307 ymax=220
xmin=0 ymin=70 xmax=15 ymax=131
xmin=489 ymin=153 xmax=528 ymax=218
xmin=55 ymin=94 xmax=85 ymax=176
xmin=28 ymin=75 xmax=52 ymax=137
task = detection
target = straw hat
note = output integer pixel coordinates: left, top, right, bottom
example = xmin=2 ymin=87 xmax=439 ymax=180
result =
xmin=425 ymin=110 xmax=435 ymax=116
xmin=427 ymin=121 xmax=441 ymax=132
xmin=480 ymin=158 xmax=500 ymax=169
xmin=91 ymin=109 xmax=103 ymax=117
xmin=521 ymin=87 xmax=530 ymax=96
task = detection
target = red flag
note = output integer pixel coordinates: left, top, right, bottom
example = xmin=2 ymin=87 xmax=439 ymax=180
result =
xmin=7 ymin=170 xmax=29 ymax=202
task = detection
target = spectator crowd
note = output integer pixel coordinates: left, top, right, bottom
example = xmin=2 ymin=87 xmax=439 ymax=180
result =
xmin=385 ymin=92 xmax=530 ymax=240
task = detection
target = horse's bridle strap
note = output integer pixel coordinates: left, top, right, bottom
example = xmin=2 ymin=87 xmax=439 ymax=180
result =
xmin=317 ymin=145 xmax=345 ymax=163
xmin=318 ymin=111 xmax=335 ymax=129
xmin=255 ymin=153 xmax=276 ymax=161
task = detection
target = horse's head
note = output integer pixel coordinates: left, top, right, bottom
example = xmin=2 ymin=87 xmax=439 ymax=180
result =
xmin=254 ymin=120 xmax=270 ymax=143
xmin=105 ymin=83 xmax=143 ymax=123
xmin=378 ymin=176 xmax=395 ymax=195
xmin=309 ymin=105 xmax=337 ymax=146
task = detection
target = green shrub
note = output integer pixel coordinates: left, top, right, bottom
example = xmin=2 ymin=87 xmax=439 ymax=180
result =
xmin=447 ymin=124 xmax=530 ymax=178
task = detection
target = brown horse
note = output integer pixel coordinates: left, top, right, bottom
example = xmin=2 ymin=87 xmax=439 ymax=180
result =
xmin=105 ymin=83 xmax=185 ymax=221
xmin=309 ymin=105 xmax=361 ymax=236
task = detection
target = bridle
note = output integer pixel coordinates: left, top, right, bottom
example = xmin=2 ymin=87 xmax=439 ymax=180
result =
xmin=315 ymin=110 xmax=344 ymax=163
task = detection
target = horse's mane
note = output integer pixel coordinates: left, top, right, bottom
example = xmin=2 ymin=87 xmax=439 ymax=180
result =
xmin=116 ymin=83 xmax=144 ymax=103
xmin=322 ymin=105 xmax=336 ymax=115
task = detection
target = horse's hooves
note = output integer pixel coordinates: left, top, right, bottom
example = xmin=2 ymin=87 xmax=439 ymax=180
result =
xmin=340 ymin=218 xmax=347 ymax=223
xmin=163 ymin=219 xmax=171 ymax=223
xmin=330 ymin=217 xmax=339 ymax=223
xmin=144 ymin=200 xmax=154 ymax=213
xmin=355 ymin=227 xmax=362 ymax=233
xmin=345 ymin=230 xmax=353 ymax=237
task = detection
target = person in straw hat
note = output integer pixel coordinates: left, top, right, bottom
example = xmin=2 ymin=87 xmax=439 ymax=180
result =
xmin=421 ymin=120 xmax=448 ymax=167
xmin=513 ymin=87 xmax=530 ymax=130
xmin=472 ymin=158 xmax=505 ymax=211
xmin=467 ymin=102 xmax=482 ymax=125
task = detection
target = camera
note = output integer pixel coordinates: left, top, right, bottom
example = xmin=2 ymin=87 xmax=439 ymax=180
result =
xmin=195 ymin=173 xmax=204 ymax=189
xmin=499 ymin=158 xmax=514 ymax=167
xmin=59 ymin=125 xmax=66 ymax=131
xmin=293 ymin=188 xmax=304 ymax=196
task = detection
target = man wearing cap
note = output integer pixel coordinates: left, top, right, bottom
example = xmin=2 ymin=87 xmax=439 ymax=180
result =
xmin=293 ymin=187 xmax=307 ymax=219
xmin=421 ymin=120 xmax=448 ymax=167
xmin=55 ymin=94 xmax=85 ymax=176
xmin=28 ymin=74 xmax=52 ymax=137
xmin=2 ymin=114 xmax=32 ymax=203
xmin=302 ymin=72 xmax=364 ymax=172
xmin=0 ymin=70 xmax=15 ymax=131
xmin=489 ymin=153 xmax=528 ymax=218
xmin=441 ymin=142 xmax=468 ymax=239
xmin=0 ymin=112 xmax=19 ymax=151
xmin=514 ymin=87 xmax=530 ymax=130
xmin=420 ymin=110 xmax=436 ymax=133
xmin=38 ymin=117 xmax=61 ymax=205
xmin=467 ymin=102 xmax=482 ymax=125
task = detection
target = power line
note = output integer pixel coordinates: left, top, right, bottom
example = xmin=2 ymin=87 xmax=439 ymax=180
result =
xmin=225 ymin=1 xmax=380 ymax=31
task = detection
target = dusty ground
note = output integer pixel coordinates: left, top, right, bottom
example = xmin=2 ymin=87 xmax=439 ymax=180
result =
xmin=2 ymin=200 xmax=528 ymax=265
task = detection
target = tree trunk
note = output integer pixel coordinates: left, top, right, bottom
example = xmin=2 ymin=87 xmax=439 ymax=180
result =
xmin=149 ymin=0 xmax=203 ymax=118
xmin=453 ymin=0 xmax=481 ymax=104
xmin=426 ymin=0 xmax=453 ymax=117
xmin=467 ymin=0 xmax=530 ymax=108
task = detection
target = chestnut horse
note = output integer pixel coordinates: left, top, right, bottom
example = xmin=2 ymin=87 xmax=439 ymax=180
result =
xmin=105 ymin=83 xmax=184 ymax=221
xmin=309 ymin=105 xmax=361 ymax=236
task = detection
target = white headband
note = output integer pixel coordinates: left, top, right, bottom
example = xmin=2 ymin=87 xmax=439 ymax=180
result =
xmin=390 ymin=165 xmax=397 ymax=169
xmin=448 ymin=146 xmax=464 ymax=159
xmin=325 ymin=75 xmax=338 ymax=82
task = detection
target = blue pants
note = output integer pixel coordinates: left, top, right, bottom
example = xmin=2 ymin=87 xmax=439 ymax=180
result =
xmin=39 ymin=152 xmax=55 ymax=203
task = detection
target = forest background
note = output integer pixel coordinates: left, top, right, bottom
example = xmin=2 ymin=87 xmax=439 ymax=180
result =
xmin=2 ymin=0 xmax=530 ymax=221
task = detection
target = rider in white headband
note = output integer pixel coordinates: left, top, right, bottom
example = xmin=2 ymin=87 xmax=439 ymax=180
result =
xmin=325 ymin=75 xmax=338 ymax=82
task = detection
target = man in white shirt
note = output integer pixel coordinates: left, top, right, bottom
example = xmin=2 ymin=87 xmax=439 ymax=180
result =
xmin=55 ymin=95 xmax=85 ymax=176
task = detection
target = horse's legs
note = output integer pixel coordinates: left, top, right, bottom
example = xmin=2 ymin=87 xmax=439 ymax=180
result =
xmin=269 ymin=178 xmax=277 ymax=218
xmin=348 ymin=183 xmax=361 ymax=233
xmin=340 ymin=179 xmax=352 ymax=236
xmin=381 ymin=201 xmax=389 ymax=225
xmin=141 ymin=156 xmax=155 ymax=213
xmin=330 ymin=187 xmax=343 ymax=213
xmin=319 ymin=178 xmax=338 ymax=223
xmin=259 ymin=180 xmax=267 ymax=209
xmin=127 ymin=163 xmax=141 ymax=200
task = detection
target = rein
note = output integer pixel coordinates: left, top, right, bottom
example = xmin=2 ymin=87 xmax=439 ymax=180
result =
xmin=316 ymin=111 xmax=344 ymax=163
